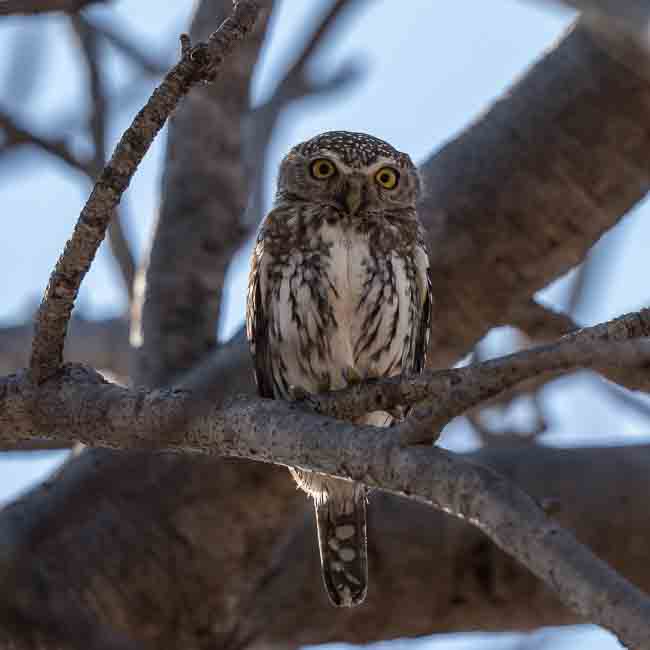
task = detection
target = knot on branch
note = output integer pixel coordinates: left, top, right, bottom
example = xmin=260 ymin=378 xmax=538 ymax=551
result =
xmin=177 ymin=38 xmax=215 ymax=85
xmin=58 ymin=362 xmax=109 ymax=386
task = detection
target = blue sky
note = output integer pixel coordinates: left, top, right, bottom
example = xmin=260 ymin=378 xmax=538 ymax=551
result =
xmin=0 ymin=1 xmax=644 ymax=647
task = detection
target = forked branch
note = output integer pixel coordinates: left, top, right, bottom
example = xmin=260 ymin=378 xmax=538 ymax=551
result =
xmin=28 ymin=0 xmax=265 ymax=384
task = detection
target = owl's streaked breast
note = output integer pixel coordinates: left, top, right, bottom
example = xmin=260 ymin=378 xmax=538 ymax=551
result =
xmin=258 ymin=205 xmax=423 ymax=398
xmin=246 ymin=130 xmax=431 ymax=608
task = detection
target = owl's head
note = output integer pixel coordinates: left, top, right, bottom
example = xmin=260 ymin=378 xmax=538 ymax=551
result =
xmin=276 ymin=131 xmax=420 ymax=215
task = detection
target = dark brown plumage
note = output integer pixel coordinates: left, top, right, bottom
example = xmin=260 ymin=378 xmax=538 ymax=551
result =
xmin=246 ymin=131 xmax=432 ymax=607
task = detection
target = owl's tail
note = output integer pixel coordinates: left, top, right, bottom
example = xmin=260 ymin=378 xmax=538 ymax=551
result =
xmin=314 ymin=480 xmax=367 ymax=607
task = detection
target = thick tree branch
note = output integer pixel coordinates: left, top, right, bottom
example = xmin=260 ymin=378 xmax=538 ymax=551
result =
xmin=2 ymin=364 xmax=650 ymax=648
xmin=29 ymin=0 xmax=264 ymax=385
xmin=421 ymin=22 xmax=650 ymax=367
xmin=7 ymin=315 xmax=650 ymax=448
xmin=136 ymin=0 xmax=274 ymax=386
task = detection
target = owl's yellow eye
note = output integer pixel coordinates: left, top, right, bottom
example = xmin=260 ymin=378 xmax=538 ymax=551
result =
xmin=310 ymin=158 xmax=336 ymax=180
xmin=375 ymin=167 xmax=399 ymax=189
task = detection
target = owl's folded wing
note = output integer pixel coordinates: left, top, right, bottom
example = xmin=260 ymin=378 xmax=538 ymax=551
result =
xmin=246 ymin=236 xmax=276 ymax=399
xmin=410 ymin=238 xmax=433 ymax=375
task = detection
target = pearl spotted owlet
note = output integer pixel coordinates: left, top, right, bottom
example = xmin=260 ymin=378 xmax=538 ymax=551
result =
xmin=246 ymin=131 xmax=432 ymax=607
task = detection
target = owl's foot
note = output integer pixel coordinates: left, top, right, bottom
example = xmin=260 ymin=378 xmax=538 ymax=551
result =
xmin=397 ymin=405 xmax=443 ymax=446
xmin=288 ymin=385 xmax=310 ymax=402
xmin=342 ymin=366 xmax=363 ymax=386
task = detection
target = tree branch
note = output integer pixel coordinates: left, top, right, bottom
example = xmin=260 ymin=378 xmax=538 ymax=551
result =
xmin=28 ymin=0 xmax=264 ymax=384
xmin=552 ymin=0 xmax=650 ymax=24
xmin=2 ymin=363 xmax=650 ymax=648
xmin=508 ymin=299 xmax=580 ymax=342
xmin=0 ymin=99 xmax=137 ymax=299
xmin=0 ymin=107 xmax=92 ymax=173
xmin=135 ymin=0 xmax=275 ymax=387
xmin=82 ymin=12 xmax=170 ymax=77
xmin=0 ymin=0 xmax=105 ymax=15
xmin=420 ymin=21 xmax=650 ymax=367
xmin=511 ymin=301 xmax=650 ymax=392
xmin=300 ymin=308 xmax=650 ymax=441
xmin=242 ymin=0 xmax=366 ymax=226
xmin=70 ymin=11 xmax=138 ymax=298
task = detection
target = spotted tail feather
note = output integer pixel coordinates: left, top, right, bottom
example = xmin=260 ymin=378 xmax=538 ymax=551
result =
xmin=314 ymin=482 xmax=367 ymax=607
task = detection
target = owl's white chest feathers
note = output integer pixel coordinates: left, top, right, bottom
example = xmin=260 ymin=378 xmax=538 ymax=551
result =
xmin=260 ymin=215 xmax=417 ymax=397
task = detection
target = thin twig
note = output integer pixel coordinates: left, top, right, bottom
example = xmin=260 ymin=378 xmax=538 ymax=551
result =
xmin=279 ymin=0 xmax=358 ymax=83
xmin=107 ymin=206 xmax=136 ymax=300
xmin=242 ymin=0 xmax=366 ymax=226
xmin=508 ymin=298 xmax=579 ymax=342
xmin=304 ymin=308 xmax=650 ymax=442
xmin=511 ymin=299 xmax=650 ymax=393
xmin=0 ymin=108 xmax=92 ymax=174
xmin=70 ymin=12 xmax=138 ymax=296
xmin=29 ymin=0 xmax=264 ymax=384
xmin=0 ymin=0 xmax=104 ymax=15
xmin=83 ymin=13 xmax=170 ymax=77
xmin=465 ymin=339 xmax=548 ymax=448
xmin=69 ymin=12 xmax=106 ymax=171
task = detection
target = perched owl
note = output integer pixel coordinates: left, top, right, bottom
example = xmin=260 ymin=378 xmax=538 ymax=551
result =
xmin=246 ymin=131 xmax=432 ymax=607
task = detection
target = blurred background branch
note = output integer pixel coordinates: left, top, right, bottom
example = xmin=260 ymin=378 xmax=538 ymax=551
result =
xmin=0 ymin=0 xmax=107 ymax=16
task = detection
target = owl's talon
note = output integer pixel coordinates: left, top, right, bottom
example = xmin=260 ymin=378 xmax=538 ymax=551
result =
xmin=288 ymin=385 xmax=309 ymax=401
xmin=397 ymin=407 xmax=442 ymax=447
xmin=342 ymin=366 xmax=363 ymax=386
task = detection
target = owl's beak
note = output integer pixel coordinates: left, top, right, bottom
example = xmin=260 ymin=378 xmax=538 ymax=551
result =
xmin=343 ymin=179 xmax=365 ymax=215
